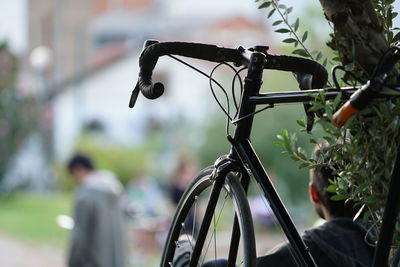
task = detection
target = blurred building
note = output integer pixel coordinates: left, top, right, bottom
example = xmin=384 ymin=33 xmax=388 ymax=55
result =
xmin=21 ymin=0 xmax=272 ymax=175
xmin=1 ymin=0 xmax=271 ymax=191
xmin=28 ymin=0 xmax=161 ymax=84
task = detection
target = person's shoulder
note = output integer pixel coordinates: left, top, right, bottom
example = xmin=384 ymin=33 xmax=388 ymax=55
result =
xmin=323 ymin=217 xmax=366 ymax=231
xmin=303 ymin=217 xmax=367 ymax=242
xmin=83 ymin=170 xmax=123 ymax=196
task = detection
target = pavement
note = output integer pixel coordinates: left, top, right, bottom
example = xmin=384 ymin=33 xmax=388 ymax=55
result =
xmin=0 ymin=234 xmax=65 ymax=267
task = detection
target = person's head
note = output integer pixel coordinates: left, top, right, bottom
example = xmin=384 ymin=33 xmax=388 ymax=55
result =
xmin=172 ymin=155 xmax=198 ymax=187
xmin=309 ymin=141 xmax=359 ymax=220
xmin=67 ymin=153 xmax=95 ymax=184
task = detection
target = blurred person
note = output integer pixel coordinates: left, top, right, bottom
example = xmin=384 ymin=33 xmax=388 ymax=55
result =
xmin=67 ymin=153 xmax=126 ymax=267
xmin=169 ymin=155 xmax=198 ymax=205
xmin=125 ymin=174 xmax=169 ymax=264
xmin=126 ymin=174 xmax=166 ymax=218
xmin=173 ymin=142 xmax=374 ymax=267
xmin=169 ymin=155 xmax=198 ymax=233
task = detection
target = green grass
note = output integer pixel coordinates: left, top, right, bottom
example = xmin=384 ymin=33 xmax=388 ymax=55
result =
xmin=0 ymin=192 xmax=72 ymax=248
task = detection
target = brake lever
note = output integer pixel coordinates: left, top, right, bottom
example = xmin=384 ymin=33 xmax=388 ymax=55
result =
xmin=128 ymin=82 xmax=140 ymax=108
xmin=297 ymin=73 xmax=316 ymax=132
xmin=129 ymin=40 xmax=160 ymax=108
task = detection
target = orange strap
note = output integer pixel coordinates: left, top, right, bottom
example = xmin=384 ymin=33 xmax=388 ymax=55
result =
xmin=332 ymin=101 xmax=359 ymax=128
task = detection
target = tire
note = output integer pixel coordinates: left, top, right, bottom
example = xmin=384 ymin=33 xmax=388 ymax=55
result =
xmin=161 ymin=166 xmax=256 ymax=267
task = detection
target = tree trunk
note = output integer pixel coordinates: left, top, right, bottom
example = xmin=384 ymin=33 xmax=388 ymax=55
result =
xmin=318 ymin=0 xmax=388 ymax=77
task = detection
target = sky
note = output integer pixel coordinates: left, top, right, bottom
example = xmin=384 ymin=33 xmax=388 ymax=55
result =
xmin=0 ymin=0 xmax=26 ymax=53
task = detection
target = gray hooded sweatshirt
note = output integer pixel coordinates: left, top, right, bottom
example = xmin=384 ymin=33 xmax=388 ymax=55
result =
xmin=68 ymin=170 xmax=126 ymax=267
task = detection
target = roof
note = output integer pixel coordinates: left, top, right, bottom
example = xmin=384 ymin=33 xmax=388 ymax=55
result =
xmin=210 ymin=16 xmax=265 ymax=31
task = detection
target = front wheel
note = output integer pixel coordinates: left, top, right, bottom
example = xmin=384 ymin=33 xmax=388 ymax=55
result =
xmin=161 ymin=166 xmax=256 ymax=266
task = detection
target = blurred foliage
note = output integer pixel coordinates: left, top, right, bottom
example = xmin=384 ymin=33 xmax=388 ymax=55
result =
xmin=60 ymin=134 xmax=153 ymax=187
xmin=264 ymin=0 xmax=400 ymax=246
xmin=277 ymin=92 xmax=400 ymax=244
xmin=0 ymin=42 xmax=37 ymax=188
xmin=0 ymin=192 xmax=71 ymax=248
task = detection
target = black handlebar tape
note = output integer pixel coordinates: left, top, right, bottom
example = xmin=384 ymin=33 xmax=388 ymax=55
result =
xmin=265 ymin=55 xmax=328 ymax=88
xmin=138 ymin=42 xmax=240 ymax=100
xmin=373 ymin=46 xmax=400 ymax=76
xmin=332 ymin=46 xmax=400 ymax=127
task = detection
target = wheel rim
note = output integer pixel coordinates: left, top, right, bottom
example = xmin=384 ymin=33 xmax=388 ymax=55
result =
xmin=161 ymin=168 xmax=256 ymax=267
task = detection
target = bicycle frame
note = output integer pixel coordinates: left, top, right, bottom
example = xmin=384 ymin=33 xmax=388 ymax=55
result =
xmin=186 ymin=50 xmax=357 ymax=267
xmin=135 ymin=41 xmax=400 ymax=267
xmin=231 ymin=51 xmax=314 ymax=266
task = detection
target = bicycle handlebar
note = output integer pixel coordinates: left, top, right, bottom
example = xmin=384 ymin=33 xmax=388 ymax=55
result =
xmin=332 ymin=46 xmax=400 ymax=128
xmin=129 ymin=40 xmax=328 ymax=108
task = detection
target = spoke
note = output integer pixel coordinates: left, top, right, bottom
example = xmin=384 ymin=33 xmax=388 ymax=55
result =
xmin=201 ymin=192 xmax=229 ymax=264
xmin=192 ymin=195 xmax=198 ymax=237
xmin=181 ymin=222 xmax=194 ymax=250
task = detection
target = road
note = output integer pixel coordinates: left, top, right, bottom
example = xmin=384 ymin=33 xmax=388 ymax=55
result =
xmin=0 ymin=234 xmax=65 ymax=267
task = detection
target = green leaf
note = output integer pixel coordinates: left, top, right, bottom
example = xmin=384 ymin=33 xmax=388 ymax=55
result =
xmin=293 ymin=18 xmax=299 ymax=31
xmin=392 ymin=32 xmax=400 ymax=43
xmin=275 ymin=28 xmax=290 ymax=33
xmin=281 ymin=129 xmax=289 ymax=139
xmin=354 ymin=183 xmax=369 ymax=195
xmin=292 ymin=49 xmax=309 ymax=57
xmin=272 ymin=20 xmax=283 ymax=26
xmin=290 ymin=156 xmax=299 ymax=162
xmin=283 ymin=38 xmax=297 ymax=43
xmin=332 ymin=92 xmax=342 ymax=109
xmin=273 ymin=141 xmax=284 ymax=147
xmin=301 ymin=31 xmax=308 ymax=42
xmin=345 ymin=63 xmax=354 ymax=71
xmin=316 ymin=51 xmax=323 ymax=61
xmin=286 ymin=7 xmax=293 ymax=14
xmin=267 ymin=8 xmax=276 ymax=18
xmin=299 ymin=162 xmax=309 ymax=169
xmin=278 ymin=4 xmax=287 ymax=9
xmin=326 ymin=184 xmax=337 ymax=193
xmin=322 ymin=58 xmax=328 ymax=67
xmin=258 ymin=2 xmax=272 ymax=9
xmin=331 ymin=194 xmax=348 ymax=201
xmin=296 ymin=119 xmax=306 ymax=127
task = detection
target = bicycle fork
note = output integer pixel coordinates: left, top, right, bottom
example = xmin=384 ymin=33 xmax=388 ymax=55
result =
xmin=188 ymin=155 xmax=245 ymax=267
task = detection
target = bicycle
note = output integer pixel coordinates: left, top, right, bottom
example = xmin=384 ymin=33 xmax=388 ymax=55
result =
xmin=128 ymin=40 xmax=400 ymax=267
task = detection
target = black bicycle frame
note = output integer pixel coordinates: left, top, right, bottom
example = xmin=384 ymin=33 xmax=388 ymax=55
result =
xmin=187 ymin=50 xmax=360 ymax=266
xmin=231 ymin=51 xmax=316 ymax=266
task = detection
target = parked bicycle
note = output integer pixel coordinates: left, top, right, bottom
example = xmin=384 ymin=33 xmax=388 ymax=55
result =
xmin=129 ymin=40 xmax=400 ymax=267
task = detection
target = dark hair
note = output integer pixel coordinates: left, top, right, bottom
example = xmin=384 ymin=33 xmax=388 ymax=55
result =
xmin=311 ymin=142 xmax=359 ymax=218
xmin=67 ymin=153 xmax=95 ymax=173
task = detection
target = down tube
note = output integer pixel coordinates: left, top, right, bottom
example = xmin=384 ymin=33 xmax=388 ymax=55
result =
xmin=236 ymin=139 xmax=317 ymax=267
